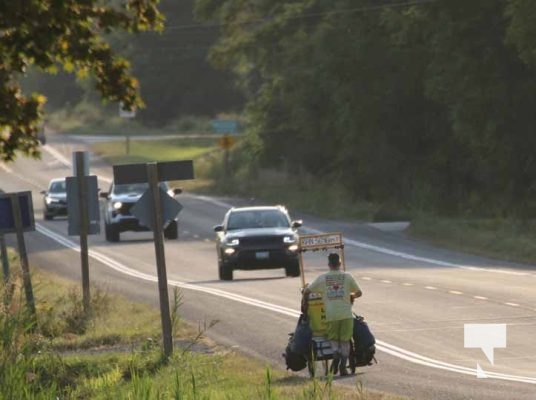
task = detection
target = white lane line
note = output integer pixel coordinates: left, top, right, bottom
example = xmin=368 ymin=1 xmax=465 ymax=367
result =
xmin=505 ymin=302 xmax=520 ymax=307
xmin=35 ymin=223 xmax=536 ymax=385
xmin=41 ymin=145 xmax=72 ymax=168
xmin=378 ymin=341 xmax=536 ymax=384
xmin=425 ymin=286 xmax=437 ymax=290
xmin=474 ymin=296 xmax=488 ymax=300
xmin=0 ymin=162 xmax=13 ymax=173
xmin=299 ymin=226 xmax=536 ymax=278
xmin=449 ymin=290 xmax=463 ymax=295
xmin=381 ymin=280 xmax=392 ymax=283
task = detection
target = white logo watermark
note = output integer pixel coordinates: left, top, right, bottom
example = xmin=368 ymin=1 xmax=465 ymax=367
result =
xmin=464 ymin=324 xmax=507 ymax=378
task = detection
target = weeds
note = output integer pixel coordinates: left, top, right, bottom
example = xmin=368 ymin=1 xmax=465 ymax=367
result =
xmin=170 ymin=286 xmax=183 ymax=337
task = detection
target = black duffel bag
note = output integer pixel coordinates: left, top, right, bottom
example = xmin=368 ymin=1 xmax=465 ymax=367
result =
xmin=283 ymin=313 xmax=312 ymax=371
xmin=352 ymin=314 xmax=377 ymax=367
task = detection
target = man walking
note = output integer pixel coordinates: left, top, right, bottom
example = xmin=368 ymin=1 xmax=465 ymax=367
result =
xmin=302 ymin=252 xmax=362 ymax=376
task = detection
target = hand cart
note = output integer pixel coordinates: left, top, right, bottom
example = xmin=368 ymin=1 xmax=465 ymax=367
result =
xmin=298 ymin=232 xmax=358 ymax=377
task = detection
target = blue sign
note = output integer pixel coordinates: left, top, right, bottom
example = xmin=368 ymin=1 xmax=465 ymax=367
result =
xmin=0 ymin=192 xmax=35 ymax=233
xmin=210 ymin=119 xmax=239 ymax=134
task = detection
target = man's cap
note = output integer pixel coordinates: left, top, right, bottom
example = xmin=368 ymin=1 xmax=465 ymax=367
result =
xmin=328 ymin=253 xmax=340 ymax=266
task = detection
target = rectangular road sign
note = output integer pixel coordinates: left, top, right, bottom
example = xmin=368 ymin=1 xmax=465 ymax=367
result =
xmin=211 ymin=119 xmax=239 ymax=134
xmin=66 ymin=176 xmax=101 ymax=236
xmin=113 ymin=160 xmax=194 ymax=185
xmin=0 ymin=192 xmax=35 ymax=233
xmin=299 ymin=232 xmax=343 ymax=251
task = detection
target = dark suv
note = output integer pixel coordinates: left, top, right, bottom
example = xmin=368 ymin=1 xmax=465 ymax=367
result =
xmin=100 ymin=181 xmax=181 ymax=242
xmin=214 ymin=205 xmax=302 ymax=280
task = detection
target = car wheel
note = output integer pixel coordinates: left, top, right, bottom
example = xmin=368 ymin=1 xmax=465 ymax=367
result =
xmin=218 ymin=261 xmax=233 ymax=281
xmin=285 ymin=261 xmax=300 ymax=277
xmin=105 ymin=224 xmax=120 ymax=242
xmin=164 ymin=220 xmax=178 ymax=239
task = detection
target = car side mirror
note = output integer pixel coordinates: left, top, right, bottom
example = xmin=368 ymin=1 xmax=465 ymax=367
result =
xmin=99 ymin=192 xmax=109 ymax=199
xmin=214 ymin=225 xmax=224 ymax=232
xmin=40 ymin=190 xmax=47 ymax=195
xmin=173 ymin=188 xmax=182 ymax=195
xmin=292 ymin=220 xmax=303 ymax=228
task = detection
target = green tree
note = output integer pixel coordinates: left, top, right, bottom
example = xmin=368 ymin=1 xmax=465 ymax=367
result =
xmin=198 ymin=0 xmax=536 ymax=215
xmin=0 ymin=0 xmax=163 ymax=162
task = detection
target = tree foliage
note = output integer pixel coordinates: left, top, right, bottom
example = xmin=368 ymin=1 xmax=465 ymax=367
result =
xmin=0 ymin=0 xmax=163 ymax=162
xmin=196 ymin=0 xmax=536 ymax=216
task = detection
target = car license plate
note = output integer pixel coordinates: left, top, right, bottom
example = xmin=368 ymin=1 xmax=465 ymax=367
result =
xmin=255 ymin=251 xmax=269 ymax=260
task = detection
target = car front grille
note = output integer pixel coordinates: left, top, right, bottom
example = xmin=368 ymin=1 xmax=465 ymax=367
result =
xmin=239 ymin=236 xmax=283 ymax=247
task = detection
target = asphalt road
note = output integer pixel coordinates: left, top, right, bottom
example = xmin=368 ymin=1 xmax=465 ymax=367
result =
xmin=1 ymin=134 xmax=535 ymax=400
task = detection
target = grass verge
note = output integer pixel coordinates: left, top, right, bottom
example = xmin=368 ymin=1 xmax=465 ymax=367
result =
xmin=1 ymin=249 xmax=407 ymax=399
xmin=408 ymin=215 xmax=536 ymax=265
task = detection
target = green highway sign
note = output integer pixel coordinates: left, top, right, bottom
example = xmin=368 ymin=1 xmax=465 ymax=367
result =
xmin=211 ymin=119 xmax=239 ymax=134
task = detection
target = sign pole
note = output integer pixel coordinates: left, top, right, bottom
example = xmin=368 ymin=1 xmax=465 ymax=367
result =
xmin=299 ymin=248 xmax=306 ymax=289
xmin=11 ymin=194 xmax=37 ymax=327
xmin=224 ymin=146 xmax=230 ymax=181
xmin=75 ymin=152 xmax=91 ymax=315
xmin=147 ymin=163 xmax=173 ymax=358
xmin=0 ymin=234 xmax=9 ymax=283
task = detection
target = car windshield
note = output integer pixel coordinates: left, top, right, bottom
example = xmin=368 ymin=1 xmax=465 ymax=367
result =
xmin=112 ymin=182 xmax=168 ymax=195
xmin=227 ymin=210 xmax=290 ymax=230
xmin=49 ymin=180 xmax=66 ymax=193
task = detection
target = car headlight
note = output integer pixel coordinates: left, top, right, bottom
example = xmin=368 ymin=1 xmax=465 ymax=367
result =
xmin=288 ymin=244 xmax=299 ymax=252
xmin=224 ymin=248 xmax=236 ymax=255
xmin=45 ymin=197 xmax=59 ymax=205
xmin=113 ymin=202 xmax=123 ymax=210
xmin=224 ymin=238 xmax=239 ymax=246
xmin=283 ymin=235 xmax=297 ymax=244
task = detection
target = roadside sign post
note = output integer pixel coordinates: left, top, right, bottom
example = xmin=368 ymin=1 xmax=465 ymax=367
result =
xmin=67 ymin=152 xmax=102 ymax=316
xmin=113 ymin=160 xmax=194 ymax=359
xmin=119 ymin=102 xmax=136 ymax=155
xmin=1 ymin=234 xmax=9 ymax=282
xmin=212 ymin=119 xmax=239 ymax=181
xmin=75 ymin=151 xmax=91 ymax=315
xmin=0 ymin=192 xmax=37 ymax=327
xmin=147 ymin=162 xmax=173 ymax=358
xmin=11 ymin=193 xmax=36 ymax=320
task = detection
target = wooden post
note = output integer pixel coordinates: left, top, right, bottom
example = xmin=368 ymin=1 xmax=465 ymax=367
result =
xmin=147 ymin=163 xmax=173 ymax=358
xmin=299 ymin=250 xmax=306 ymax=289
xmin=75 ymin=152 xmax=91 ymax=315
xmin=11 ymin=194 xmax=37 ymax=326
xmin=0 ymin=234 xmax=9 ymax=283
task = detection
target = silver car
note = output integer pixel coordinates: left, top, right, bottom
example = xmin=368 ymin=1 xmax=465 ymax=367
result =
xmin=41 ymin=178 xmax=67 ymax=220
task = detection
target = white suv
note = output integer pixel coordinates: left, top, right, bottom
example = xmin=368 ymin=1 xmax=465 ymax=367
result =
xmin=100 ymin=181 xmax=181 ymax=242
